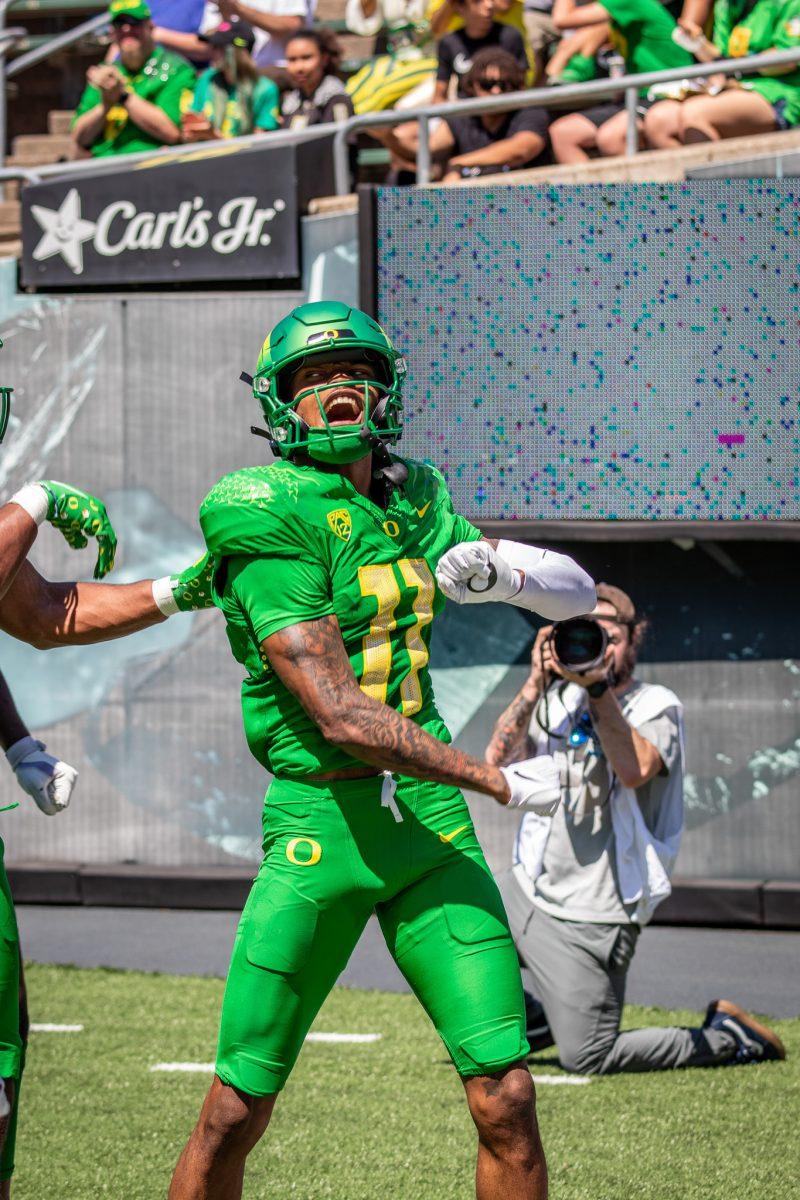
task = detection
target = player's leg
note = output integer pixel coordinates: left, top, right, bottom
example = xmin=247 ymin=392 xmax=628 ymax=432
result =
xmin=377 ymin=784 xmax=545 ymax=1199
xmin=0 ymin=844 xmax=22 ymax=1195
xmin=169 ymin=781 xmax=375 ymax=1199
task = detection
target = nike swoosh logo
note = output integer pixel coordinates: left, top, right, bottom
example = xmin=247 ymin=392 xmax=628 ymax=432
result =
xmin=439 ymin=824 xmax=470 ymax=844
xmin=416 ymin=501 xmax=431 ymax=519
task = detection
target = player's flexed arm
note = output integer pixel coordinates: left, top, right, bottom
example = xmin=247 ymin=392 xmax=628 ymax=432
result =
xmin=0 ymin=553 xmax=215 ymax=648
xmin=0 ymin=480 xmax=118 ymax=601
xmin=263 ymin=614 xmax=559 ymax=812
xmin=437 ymin=539 xmax=596 ymax=619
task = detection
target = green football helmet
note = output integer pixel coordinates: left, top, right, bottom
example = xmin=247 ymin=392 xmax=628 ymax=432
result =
xmin=252 ymin=301 xmax=406 ymax=466
xmin=0 ymin=339 xmax=11 ymax=444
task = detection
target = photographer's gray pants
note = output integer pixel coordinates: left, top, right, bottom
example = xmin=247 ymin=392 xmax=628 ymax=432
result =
xmin=496 ymin=868 xmax=737 ymax=1075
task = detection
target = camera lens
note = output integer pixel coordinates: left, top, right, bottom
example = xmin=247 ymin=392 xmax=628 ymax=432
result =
xmin=552 ymin=617 xmax=607 ymax=673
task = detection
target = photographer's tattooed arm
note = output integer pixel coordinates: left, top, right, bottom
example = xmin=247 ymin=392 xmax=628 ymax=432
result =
xmin=263 ymin=614 xmax=511 ymax=801
xmin=485 ymin=684 xmax=539 ymax=767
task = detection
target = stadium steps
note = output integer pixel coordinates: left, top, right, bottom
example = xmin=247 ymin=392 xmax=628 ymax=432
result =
xmin=10 ymin=133 xmax=74 ymax=163
xmin=48 ymin=110 xmax=75 ymax=136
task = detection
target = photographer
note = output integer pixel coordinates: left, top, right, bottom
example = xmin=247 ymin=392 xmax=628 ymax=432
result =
xmin=487 ymin=582 xmax=786 ymax=1074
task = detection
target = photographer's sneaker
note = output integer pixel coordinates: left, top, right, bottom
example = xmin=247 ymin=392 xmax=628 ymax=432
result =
xmin=704 ymin=999 xmax=786 ymax=1065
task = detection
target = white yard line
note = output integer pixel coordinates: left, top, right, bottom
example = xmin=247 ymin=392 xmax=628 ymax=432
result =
xmin=305 ymin=1032 xmax=382 ymax=1044
xmin=151 ymin=1063 xmax=214 ymax=1073
xmin=30 ymin=1023 xmax=84 ymax=1033
xmin=151 ymin=1033 xmax=384 ymax=1072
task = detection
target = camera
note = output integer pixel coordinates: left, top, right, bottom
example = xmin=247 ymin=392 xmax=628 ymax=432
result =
xmin=551 ymin=617 xmax=608 ymax=674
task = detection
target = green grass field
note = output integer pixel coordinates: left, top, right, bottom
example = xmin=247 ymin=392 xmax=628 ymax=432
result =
xmin=13 ymin=963 xmax=798 ymax=1199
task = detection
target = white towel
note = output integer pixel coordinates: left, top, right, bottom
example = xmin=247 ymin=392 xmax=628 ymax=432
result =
xmin=512 ymin=681 xmax=685 ymax=924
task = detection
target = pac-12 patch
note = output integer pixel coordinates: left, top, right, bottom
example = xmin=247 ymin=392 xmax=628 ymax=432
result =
xmin=327 ymin=508 xmax=352 ymax=542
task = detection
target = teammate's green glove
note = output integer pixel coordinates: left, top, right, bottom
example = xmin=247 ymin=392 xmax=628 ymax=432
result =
xmin=151 ymin=551 xmax=216 ymax=616
xmin=9 ymin=479 xmax=117 ymax=578
xmin=40 ymin=481 xmax=118 ymax=579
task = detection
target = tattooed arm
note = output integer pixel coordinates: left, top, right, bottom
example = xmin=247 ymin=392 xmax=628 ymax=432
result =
xmin=485 ymin=625 xmax=554 ymax=767
xmin=263 ymin=615 xmax=512 ymax=803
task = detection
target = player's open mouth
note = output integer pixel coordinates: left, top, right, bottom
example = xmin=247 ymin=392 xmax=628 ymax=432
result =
xmin=323 ymin=395 xmax=363 ymax=424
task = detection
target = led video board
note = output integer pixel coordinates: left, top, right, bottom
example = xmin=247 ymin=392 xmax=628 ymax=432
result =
xmin=371 ymin=180 xmax=799 ymax=523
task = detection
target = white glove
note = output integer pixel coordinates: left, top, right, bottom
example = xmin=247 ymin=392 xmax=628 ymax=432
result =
xmin=6 ymin=735 xmax=78 ymax=816
xmin=501 ymin=755 xmax=562 ymax=816
xmin=435 ymin=541 xmax=521 ymax=605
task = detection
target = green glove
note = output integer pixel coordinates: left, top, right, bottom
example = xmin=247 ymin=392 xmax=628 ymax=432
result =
xmin=152 ymin=551 xmax=216 ymax=616
xmin=39 ymin=481 xmax=117 ymax=580
xmin=173 ymin=551 xmax=216 ymax=611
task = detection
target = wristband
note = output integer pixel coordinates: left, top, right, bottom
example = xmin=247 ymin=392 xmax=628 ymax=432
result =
xmin=6 ymin=735 xmax=43 ymax=770
xmin=151 ymin=575 xmax=179 ymax=617
xmin=587 ymin=680 xmax=609 ymax=699
xmin=8 ymin=483 xmax=48 ymax=525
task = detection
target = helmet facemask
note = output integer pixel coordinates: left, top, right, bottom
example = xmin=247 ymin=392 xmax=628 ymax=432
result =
xmin=0 ymin=340 xmax=11 ymax=444
xmin=258 ymin=348 xmax=404 ymax=465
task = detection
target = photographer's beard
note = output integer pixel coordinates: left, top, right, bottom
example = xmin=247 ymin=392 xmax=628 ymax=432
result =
xmin=612 ymin=637 xmax=639 ymax=690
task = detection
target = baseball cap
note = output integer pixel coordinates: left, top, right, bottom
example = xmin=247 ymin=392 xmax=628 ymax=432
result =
xmin=108 ymin=0 xmax=151 ymax=22
xmin=595 ymin=582 xmax=638 ymax=627
xmin=199 ymin=19 xmax=256 ymax=50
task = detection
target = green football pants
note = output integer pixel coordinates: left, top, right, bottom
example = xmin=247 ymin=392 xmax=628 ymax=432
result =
xmin=216 ymin=774 xmax=529 ymax=1095
xmin=0 ymin=840 xmax=23 ymax=1180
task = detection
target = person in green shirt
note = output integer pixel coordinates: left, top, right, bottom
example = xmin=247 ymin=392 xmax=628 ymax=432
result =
xmin=548 ymin=0 xmax=693 ymax=160
xmin=167 ymin=301 xmax=597 ymax=1199
xmin=71 ymin=0 xmax=196 ymax=158
xmin=644 ymin=0 xmax=800 ymax=146
xmin=182 ymin=18 xmax=279 ymax=141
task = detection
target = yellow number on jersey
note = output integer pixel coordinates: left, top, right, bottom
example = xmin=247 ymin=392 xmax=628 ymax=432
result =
xmin=357 ymin=559 xmax=435 ymax=717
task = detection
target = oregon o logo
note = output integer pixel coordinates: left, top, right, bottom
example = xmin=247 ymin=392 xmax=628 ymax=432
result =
xmin=383 ymin=519 xmax=400 ymax=538
xmin=286 ymin=837 xmax=322 ymax=866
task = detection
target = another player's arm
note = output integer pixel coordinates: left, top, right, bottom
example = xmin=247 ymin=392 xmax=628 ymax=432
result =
xmin=0 ymin=669 xmax=28 ymax=750
xmin=0 ymin=504 xmax=38 ymax=601
xmin=0 ymin=554 xmax=214 ymax=649
xmin=263 ymin=615 xmax=512 ymax=801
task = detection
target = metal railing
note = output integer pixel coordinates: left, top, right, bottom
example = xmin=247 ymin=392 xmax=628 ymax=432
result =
xmin=0 ymin=0 xmax=109 ymax=165
xmin=332 ymin=46 xmax=800 ymax=193
xmin=0 ymin=42 xmax=799 ymax=195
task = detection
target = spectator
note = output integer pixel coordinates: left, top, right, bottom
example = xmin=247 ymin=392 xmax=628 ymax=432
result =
xmin=547 ymin=0 xmax=693 ymax=160
xmin=72 ymin=0 xmax=197 ymax=157
xmin=345 ymin=0 xmax=438 ymax=115
xmin=182 ymin=19 xmax=279 ymax=139
xmin=522 ymin=0 xmax=562 ymax=83
xmin=544 ymin=21 xmax=610 ymax=83
xmin=428 ymin=0 xmax=527 ymax=41
xmin=149 ymin=0 xmax=206 ymax=34
xmin=155 ymin=0 xmax=314 ymax=73
xmin=644 ymin=0 xmax=800 ymax=147
xmin=380 ymin=46 xmax=548 ymax=173
xmin=435 ymin=0 xmax=529 ymax=99
xmin=487 ymin=584 xmax=787 ymax=1075
xmin=281 ymin=28 xmax=354 ymax=127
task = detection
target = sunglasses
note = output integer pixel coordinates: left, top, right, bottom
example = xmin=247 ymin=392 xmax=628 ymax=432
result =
xmin=111 ymin=16 xmax=146 ymax=28
xmin=475 ymin=76 xmax=515 ymax=92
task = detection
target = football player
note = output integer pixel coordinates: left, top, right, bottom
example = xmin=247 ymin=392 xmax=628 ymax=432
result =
xmin=0 ymin=341 xmax=213 ymax=1194
xmin=169 ymin=302 xmax=596 ymax=1200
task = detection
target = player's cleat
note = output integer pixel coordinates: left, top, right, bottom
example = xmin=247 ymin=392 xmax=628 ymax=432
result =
xmin=703 ymin=999 xmax=786 ymax=1064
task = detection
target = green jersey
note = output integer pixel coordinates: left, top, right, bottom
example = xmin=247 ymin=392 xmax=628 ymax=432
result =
xmin=727 ymin=0 xmax=800 ymax=125
xmin=72 ymin=47 xmax=196 ymax=158
xmin=190 ymin=70 xmax=280 ymax=137
xmin=200 ymin=457 xmax=481 ymax=779
xmin=602 ymin=0 xmax=693 ymax=88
